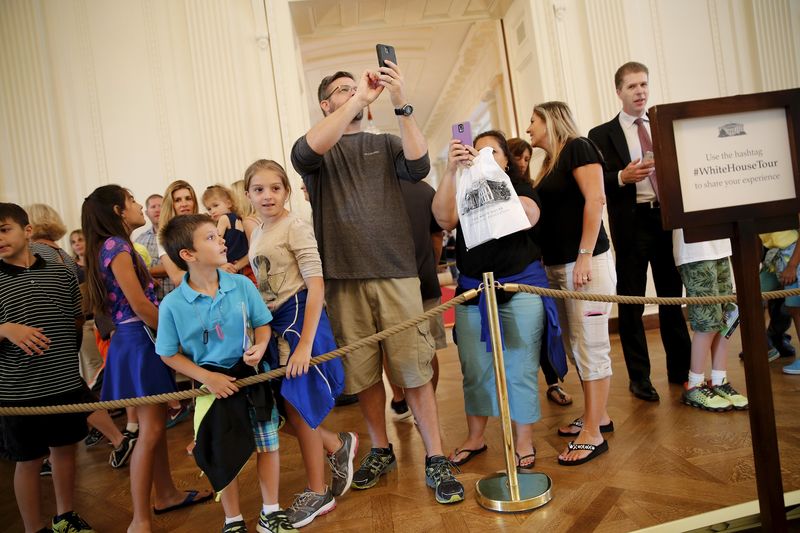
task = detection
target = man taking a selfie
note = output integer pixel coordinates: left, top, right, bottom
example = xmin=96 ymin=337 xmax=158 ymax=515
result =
xmin=291 ymin=54 xmax=464 ymax=505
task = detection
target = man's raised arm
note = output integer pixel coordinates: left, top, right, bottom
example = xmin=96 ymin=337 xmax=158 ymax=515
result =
xmin=306 ymin=71 xmax=383 ymax=155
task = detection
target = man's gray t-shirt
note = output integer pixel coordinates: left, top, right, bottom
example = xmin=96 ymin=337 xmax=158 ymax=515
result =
xmin=291 ymin=131 xmax=430 ymax=280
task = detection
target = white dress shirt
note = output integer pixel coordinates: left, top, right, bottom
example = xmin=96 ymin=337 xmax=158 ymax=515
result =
xmin=617 ymin=110 xmax=657 ymax=203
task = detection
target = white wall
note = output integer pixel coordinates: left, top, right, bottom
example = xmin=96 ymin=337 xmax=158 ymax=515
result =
xmin=2 ymin=0 xmax=797 ymax=246
xmin=504 ymin=0 xmax=799 ymax=135
xmin=495 ymin=0 xmax=799 ymax=314
xmin=0 ymin=0 xmax=310 ymax=239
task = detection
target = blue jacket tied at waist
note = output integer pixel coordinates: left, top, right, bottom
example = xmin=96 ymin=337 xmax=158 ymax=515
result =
xmin=457 ymin=261 xmax=567 ymax=379
xmin=265 ymin=290 xmax=344 ymax=428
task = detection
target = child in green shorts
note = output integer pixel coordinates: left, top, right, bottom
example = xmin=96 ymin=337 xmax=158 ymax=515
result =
xmin=673 ymin=230 xmax=748 ymax=411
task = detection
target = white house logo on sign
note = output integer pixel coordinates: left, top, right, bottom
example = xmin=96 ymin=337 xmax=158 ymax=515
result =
xmin=674 ymin=108 xmax=796 ymax=212
xmin=718 ymin=122 xmax=746 ymax=137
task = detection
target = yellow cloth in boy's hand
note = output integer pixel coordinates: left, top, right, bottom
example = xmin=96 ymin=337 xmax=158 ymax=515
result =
xmin=133 ymin=242 xmax=152 ymax=266
xmin=759 ymin=230 xmax=799 ymax=250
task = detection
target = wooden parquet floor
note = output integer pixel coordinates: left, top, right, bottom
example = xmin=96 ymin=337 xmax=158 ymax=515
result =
xmin=3 ymin=327 xmax=800 ymax=532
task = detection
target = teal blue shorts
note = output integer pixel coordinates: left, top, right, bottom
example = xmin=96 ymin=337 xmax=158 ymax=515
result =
xmin=760 ymin=268 xmax=800 ymax=308
xmin=454 ymin=292 xmax=543 ymax=424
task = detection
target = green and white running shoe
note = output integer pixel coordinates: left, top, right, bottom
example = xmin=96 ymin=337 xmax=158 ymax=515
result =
xmin=682 ymin=384 xmax=732 ymax=412
xmin=222 ymin=519 xmax=247 ymax=533
xmin=51 ymin=511 xmax=94 ymax=533
xmin=256 ymin=510 xmax=294 ymax=533
xmin=712 ymin=379 xmax=748 ymax=410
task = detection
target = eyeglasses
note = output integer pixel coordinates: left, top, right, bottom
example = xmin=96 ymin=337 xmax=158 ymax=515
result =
xmin=323 ymin=85 xmax=356 ymax=100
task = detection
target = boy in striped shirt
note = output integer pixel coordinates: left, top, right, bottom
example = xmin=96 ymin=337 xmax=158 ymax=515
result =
xmin=0 ymin=202 xmax=94 ymax=533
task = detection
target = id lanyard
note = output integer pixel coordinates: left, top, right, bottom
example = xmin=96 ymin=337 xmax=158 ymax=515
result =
xmin=191 ymin=299 xmax=225 ymax=345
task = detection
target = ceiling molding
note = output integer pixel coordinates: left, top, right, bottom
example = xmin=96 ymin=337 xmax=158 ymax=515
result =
xmin=422 ymin=20 xmax=498 ymax=139
xmin=292 ymin=0 xmax=512 ymax=136
xmin=289 ymin=0 xmax=512 ymax=37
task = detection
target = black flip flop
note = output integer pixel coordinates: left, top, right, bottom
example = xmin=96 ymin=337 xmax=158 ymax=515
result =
xmin=451 ymin=444 xmax=488 ymax=466
xmin=546 ymin=384 xmax=573 ymax=406
xmin=557 ymin=417 xmax=614 ymax=437
xmin=515 ymin=448 xmax=536 ymax=470
xmin=557 ymin=440 xmax=609 ymax=466
xmin=153 ymin=489 xmax=214 ymax=515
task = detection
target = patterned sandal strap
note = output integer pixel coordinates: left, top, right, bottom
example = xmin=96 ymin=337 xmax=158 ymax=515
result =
xmin=567 ymin=441 xmax=597 ymax=452
xmin=569 ymin=418 xmax=584 ymax=429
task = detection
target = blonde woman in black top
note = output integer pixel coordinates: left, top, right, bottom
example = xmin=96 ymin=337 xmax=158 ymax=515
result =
xmin=508 ymin=137 xmax=574 ymax=408
xmin=529 ymin=102 xmax=616 ymax=466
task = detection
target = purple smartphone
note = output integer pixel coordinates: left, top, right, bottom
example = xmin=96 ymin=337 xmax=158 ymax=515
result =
xmin=451 ymin=121 xmax=473 ymax=146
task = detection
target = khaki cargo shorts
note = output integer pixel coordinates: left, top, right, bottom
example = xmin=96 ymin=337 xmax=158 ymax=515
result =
xmin=326 ymin=277 xmax=435 ymax=394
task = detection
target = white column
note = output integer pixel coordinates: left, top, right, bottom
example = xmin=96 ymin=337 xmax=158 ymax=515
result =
xmin=585 ymin=0 xmax=630 ymax=120
xmin=752 ymin=0 xmax=800 ymax=91
xmin=0 ymin=0 xmax=70 ymax=213
xmin=262 ymin=0 xmax=312 ymax=218
xmin=183 ymin=0 xmax=251 ymax=182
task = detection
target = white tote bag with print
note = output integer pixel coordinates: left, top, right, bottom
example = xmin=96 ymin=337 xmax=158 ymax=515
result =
xmin=455 ymin=146 xmax=532 ymax=249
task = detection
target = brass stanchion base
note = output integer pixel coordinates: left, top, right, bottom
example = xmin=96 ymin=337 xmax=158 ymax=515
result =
xmin=475 ymin=471 xmax=552 ymax=512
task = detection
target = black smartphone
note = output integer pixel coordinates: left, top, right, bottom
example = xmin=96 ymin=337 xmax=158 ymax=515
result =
xmin=376 ymin=44 xmax=397 ymax=68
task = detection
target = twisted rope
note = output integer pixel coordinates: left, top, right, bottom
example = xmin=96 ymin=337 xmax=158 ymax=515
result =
xmin=505 ymin=283 xmax=800 ymax=305
xmin=0 ymin=290 xmax=480 ymax=416
xmin=5 ymin=282 xmax=800 ymax=416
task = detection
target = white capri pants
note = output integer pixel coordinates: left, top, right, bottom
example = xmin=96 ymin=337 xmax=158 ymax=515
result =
xmin=545 ymin=251 xmax=616 ymax=381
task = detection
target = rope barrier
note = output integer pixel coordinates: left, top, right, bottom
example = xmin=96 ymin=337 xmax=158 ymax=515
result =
xmin=506 ymin=284 xmax=800 ymax=305
xmin=5 ymin=281 xmax=800 ymax=416
xmin=0 ymin=289 xmax=480 ymax=416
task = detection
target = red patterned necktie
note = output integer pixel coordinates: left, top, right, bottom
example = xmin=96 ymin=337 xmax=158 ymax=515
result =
xmin=634 ymin=117 xmax=659 ymax=200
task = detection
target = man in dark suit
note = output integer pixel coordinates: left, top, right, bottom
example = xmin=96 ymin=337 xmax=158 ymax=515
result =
xmin=588 ymin=61 xmax=691 ymax=401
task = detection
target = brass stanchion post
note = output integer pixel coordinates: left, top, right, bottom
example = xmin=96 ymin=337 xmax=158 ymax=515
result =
xmin=475 ymin=272 xmax=552 ymax=512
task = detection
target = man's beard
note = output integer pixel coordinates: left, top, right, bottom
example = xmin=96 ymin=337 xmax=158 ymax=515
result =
xmin=324 ymin=105 xmax=363 ymax=123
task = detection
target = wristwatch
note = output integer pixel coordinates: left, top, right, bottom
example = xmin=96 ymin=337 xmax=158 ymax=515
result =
xmin=394 ymin=103 xmax=414 ymax=116
xmin=578 ymin=248 xmax=593 ymax=255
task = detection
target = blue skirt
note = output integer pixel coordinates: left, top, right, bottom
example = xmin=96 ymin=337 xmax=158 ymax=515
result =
xmin=101 ymin=322 xmax=177 ymax=401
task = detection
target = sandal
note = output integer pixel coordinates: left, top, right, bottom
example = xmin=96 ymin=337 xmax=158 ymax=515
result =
xmin=546 ymin=384 xmax=573 ymax=406
xmin=450 ymin=444 xmax=488 ymax=466
xmin=515 ymin=448 xmax=536 ymax=470
xmin=557 ymin=417 xmax=614 ymax=437
xmin=557 ymin=440 xmax=608 ymax=466
xmin=153 ymin=489 xmax=214 ymax=515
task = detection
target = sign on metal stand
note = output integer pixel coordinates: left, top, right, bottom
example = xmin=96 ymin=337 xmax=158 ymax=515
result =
xmin=475 ymin=272 xmax=552 ymax=512
xmin=650 ymin=88 xmax=800 ymax=532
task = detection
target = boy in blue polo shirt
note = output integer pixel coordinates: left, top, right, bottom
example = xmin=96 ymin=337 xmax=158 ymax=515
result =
xmin=156 ymin=214 xmax=293 ymax=533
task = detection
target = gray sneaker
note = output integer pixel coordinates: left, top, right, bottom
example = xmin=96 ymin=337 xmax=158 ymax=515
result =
xmin=286 ymin=487 xmax=336 ymax=528
xmin=328 ymin=432 xmax=358 ymax=497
